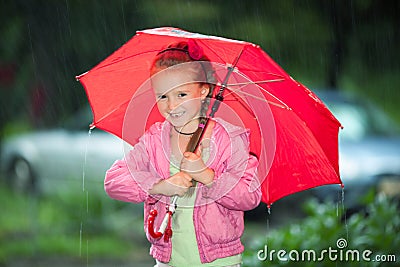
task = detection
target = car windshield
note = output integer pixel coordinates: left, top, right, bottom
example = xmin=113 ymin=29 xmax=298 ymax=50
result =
xmin=317 ymin=91 xmax=400 ymax=141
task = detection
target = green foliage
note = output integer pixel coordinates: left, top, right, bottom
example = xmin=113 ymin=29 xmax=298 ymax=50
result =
xmin=243 ymin=196 xmax=400 ymax=266
xmin=0 ymin=184 xmax=147 ymax=264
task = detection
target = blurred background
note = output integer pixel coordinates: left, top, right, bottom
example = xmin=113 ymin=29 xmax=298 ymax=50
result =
xmin=1 ymin=0 xmax=399 ymax=266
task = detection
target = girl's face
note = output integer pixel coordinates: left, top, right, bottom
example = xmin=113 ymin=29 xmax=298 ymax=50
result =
xmin=152 ymin=68 xmax=209 ymax=128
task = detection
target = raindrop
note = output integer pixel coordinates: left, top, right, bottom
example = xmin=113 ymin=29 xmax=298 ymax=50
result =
xmin=79 ymin=127 xmax=92 ymax=264
xmin=341 ymin=187 xmax=349 ymax=241
xmin=120 ymin=0 xmax=127 ymax=40
xmin=81 ymin=128 xmax=93 ymax=191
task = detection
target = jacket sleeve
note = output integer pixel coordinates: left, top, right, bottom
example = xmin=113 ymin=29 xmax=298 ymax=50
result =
xmin=104 ymin=136 xmax=163 ymax=203
xmin=201 ymin=132 xmax=262 ymax=211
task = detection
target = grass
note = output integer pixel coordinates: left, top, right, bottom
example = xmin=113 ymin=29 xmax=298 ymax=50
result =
xmin=0 ymin=183 xmax=151 ymax=265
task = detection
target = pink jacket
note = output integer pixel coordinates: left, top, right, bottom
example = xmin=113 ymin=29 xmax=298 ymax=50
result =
xmin=104 ymin=119 xmax=261 ymax=263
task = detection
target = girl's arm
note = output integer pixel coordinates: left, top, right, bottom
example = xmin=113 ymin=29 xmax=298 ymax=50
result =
xmin=104 ymin=138 xmax=163 ymax=203
xmin=105 ymin=134 xmax=194 ymax=202
xmin=149 ymin=171 xmax=193 ymax=197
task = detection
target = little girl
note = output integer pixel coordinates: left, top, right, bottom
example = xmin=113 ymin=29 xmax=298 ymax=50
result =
xmin=104 ymin=40 xmax=261 ymax=267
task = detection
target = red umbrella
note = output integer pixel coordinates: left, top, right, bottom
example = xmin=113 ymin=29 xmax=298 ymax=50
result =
xmin=76 ymin=27 xmax=343 ymax=207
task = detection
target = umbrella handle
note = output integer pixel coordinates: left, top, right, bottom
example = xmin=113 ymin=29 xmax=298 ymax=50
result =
xmin=148 ymin=197 xmax=177 ymax=240
xmin=147 ymin=210 xmax=164 ymax=239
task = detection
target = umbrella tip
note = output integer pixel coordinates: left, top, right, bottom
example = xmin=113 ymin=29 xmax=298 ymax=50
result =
xmin=75 ymin=71 xmax=88 ymax=81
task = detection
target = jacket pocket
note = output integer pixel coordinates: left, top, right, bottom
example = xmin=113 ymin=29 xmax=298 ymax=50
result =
xmin=198 ymin=203 xmax=243 ymax=244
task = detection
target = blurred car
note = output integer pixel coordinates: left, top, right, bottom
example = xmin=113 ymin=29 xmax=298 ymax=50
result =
xmin=0 ymin=107 xmax=126 ymax=194
xmin=312 ymin=89 xmax=400 ymax=209
xmin=246 ymin=89 xmax=400 ymax=223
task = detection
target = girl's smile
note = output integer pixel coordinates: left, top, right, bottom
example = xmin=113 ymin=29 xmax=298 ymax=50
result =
xmin=152 ymin=68 xmax=209 ymax=130
xmin=169 ymin=111 xmax=187 ymax=119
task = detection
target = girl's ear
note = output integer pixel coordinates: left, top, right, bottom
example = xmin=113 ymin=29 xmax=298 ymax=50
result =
xmin=200 ymin=85 xmax=210 ymax=100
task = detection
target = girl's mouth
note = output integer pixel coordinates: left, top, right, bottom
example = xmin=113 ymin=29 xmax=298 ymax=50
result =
xmin=168 ymin=111 xmax=185 ymax=118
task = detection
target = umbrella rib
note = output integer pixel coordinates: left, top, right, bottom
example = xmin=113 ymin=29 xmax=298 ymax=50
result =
xmin=225 ymin=78 xmax=285 ymax=86
xmin=225 ymin=88 xmax=290 ymax=110
xmin=223 ymin=79 xmax=290 ymax=110
xmin=219 ymin=66 xmax=290 ymax=109
xmin=94 ymin=101 xmax=129 ymax=126
xmin=221 ymin=89 xmax=257 ymax=117
xmin=93 ymin=82 xmax=162 ymax=127
xmin=252 ymin=86 xmax=290 ymax=109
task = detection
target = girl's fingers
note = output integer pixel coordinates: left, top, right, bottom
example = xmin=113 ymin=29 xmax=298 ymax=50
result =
xmin=183 ymin=172 xmax=193 ymax=181
xmin=183 ymin=151 xmax=194 ymax=159
xmin=195 ymin=144 xmax=202 ymax=157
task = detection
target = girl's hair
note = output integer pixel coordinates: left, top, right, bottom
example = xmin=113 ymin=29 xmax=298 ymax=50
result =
xmin=150 ymin=41 xmax=216 ymax=117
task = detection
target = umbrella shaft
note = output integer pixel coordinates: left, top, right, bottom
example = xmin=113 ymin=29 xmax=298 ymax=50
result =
xmin=186 ymin=117 xmax=209 ymax=153
xmin=209 ymin=66 xmax=234 ymax=118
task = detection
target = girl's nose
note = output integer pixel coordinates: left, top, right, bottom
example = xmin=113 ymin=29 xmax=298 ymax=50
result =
xmin=168 ymin=99 xmax=178 ymax=110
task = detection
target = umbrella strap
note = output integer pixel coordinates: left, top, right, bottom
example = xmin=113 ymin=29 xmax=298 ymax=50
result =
xmin=164 ymin=210 xmax=173 ymax=242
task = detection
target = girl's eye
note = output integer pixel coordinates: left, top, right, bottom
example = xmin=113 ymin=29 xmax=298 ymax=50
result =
xmin=178 ymin=93 xmax=187 ymax=98
xmin=157 ymin=95 xmax=167 ymax=100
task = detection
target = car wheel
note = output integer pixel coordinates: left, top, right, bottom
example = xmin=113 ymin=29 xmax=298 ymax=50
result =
xmin=8 ymin=157 xmax=36 ymax=193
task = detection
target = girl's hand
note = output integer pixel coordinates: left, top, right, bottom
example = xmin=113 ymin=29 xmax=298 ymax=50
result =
xmin=149 ymin=172 xmax=193 ymax=197
xmin=180 ymin=149 xmax=206 ymax=174
xmin=180 ymin=150 xmax=214 ymax=186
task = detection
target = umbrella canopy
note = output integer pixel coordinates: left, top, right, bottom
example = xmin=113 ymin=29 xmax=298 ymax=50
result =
xmin=77 ymin=27 xmax=343 ymax=206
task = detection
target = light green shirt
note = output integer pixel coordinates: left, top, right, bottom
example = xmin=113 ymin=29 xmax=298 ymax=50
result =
xmin=168 ymin=151 xmax=242 ymax=266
